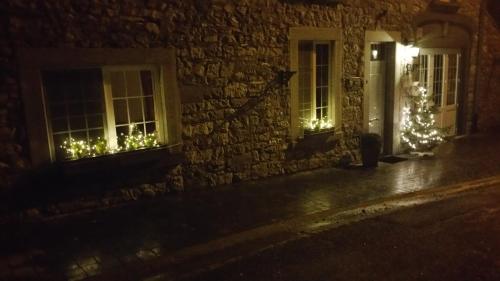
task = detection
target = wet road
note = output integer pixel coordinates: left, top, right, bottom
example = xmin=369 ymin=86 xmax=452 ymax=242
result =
xmin=185 ymin=183 xmax=500 ymax=281
xmin=1 ymin=134 xmax=500 ymax=280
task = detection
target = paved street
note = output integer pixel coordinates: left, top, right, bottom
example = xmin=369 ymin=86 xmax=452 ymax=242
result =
xmin=185 ymin=183 xmax=500 ymax=281
xmin=1 ymin=133 xmax=500 ymax=280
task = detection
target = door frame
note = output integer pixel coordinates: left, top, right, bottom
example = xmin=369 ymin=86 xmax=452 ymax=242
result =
xmin=363 ymin=31 xmax=402 ymax=155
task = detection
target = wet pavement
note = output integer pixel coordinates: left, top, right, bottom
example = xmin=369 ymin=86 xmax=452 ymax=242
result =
xmin=186 ymin=182 xmax=500 ymax=281
xmin=1 ymin=133 xmax=500 ymax=280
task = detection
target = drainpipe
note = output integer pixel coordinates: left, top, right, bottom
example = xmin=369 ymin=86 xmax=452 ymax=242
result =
xmin=472 ymin=0 xmax=487 ymax=133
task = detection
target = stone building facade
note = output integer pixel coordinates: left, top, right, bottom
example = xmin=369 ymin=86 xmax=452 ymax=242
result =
xmin=0 ymin=0 xmax=498 ymax=191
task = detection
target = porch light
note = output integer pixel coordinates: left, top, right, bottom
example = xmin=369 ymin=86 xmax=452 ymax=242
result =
xmin=371 ymin=49 xmax=378 ymax=60
xmin=403 ymin=45 xmax=420 ymax=75
xmin=408 ymin=46 xmax=420 ymax=58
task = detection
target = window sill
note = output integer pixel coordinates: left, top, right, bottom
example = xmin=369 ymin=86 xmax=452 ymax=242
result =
xmin=287 ymin=128 xmax=339 ymax=159
xmin=303 ymin=127 xmax=336 ymax=136
xmin=56 ymin=145 xmax=184 ymax=183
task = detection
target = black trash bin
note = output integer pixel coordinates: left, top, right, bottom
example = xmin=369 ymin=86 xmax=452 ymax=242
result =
xmin=361 ymin=133 xmax=381 ymax=168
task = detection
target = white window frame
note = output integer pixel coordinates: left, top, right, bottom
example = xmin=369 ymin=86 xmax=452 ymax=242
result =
xmin=18 ymin=48 xmax=182 ymax=166
xmin=419 ymin=49 xmax=461 ymax=107
xmin=102 ymin=65 xmax=167 ymax=150
xmin=298 ymin=41 xmax=334 ymax=122
xmin=289 ymin=27 xmax=343 ymax=139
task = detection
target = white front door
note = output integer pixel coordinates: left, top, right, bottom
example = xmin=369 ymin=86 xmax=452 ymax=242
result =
xmin=419 ymin=49 xmax=461 ymax=136
xmin=368 ymin=43 xmax=387 ymax=137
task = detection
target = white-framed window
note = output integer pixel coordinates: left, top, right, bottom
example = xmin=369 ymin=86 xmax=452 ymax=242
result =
xmin=102 ymin=66 xmax=165 ymax=149
xmin=289 ymin=27 xmax=342 ymax=138
xmin=41 ymin=66 xmax=167 ymax=160
xmin=298 ymin=41 xmax=333 ymax=123
xmin=418 ymin=51 xmax=461 ymax=107
xmin=18 ymin=48 xmax=181 ymax=166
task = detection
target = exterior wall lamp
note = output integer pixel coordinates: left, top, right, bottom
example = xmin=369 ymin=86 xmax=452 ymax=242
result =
xmin=403 ymin=45 xmax=420 ymax=75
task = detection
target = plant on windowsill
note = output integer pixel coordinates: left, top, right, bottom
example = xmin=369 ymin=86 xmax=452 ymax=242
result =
xmin=287 ymin=117 xmax=337 ymax=159
xmin=56 ymin=124 xmax=184 ymax=183
xmin=302 ymin=117 xmax=335 ymax=135
xmin=60 ymin=124 xmax=160 ymax=161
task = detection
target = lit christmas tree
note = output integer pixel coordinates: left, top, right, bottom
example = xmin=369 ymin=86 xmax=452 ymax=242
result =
xmin=401 ymin=86 xmax=444 ymax=153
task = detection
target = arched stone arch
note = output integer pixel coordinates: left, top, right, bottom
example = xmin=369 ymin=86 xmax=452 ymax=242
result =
xmin=412 ymin=11 xmax=477 ymax=135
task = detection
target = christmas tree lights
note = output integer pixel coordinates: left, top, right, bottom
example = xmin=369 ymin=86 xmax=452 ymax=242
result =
xmin=401 ymin=86 xmax=444 ymax=152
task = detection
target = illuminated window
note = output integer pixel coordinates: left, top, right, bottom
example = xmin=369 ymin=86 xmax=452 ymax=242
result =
xmin=103 ymin=66 xmax=161 ymax=149
xmin=43 ymin=69 xmax=106 ymax=160
xmin=298 ymin=40 xmax=334 ymax=127
xmin=418 ymin=52 xmax=460 ymax=107
xmin=18 ymin=48 xmax=181 ymax=166
xmin=42 ymin=66 xmax=166 ymax=160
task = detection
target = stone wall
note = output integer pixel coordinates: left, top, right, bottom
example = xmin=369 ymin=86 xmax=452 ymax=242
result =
xmin=0 ymin=0 xmax=491 ymax=190
xmin=476 ymin=2 xmax=500 ymax=132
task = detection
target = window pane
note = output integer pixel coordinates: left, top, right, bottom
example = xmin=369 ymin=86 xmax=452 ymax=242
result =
xmin=69 ymin=116 xmax=86 ymax=130
xmin=128 ymin=97 xmax=143 ymax=123
xmin=315 ymin=44 xmax=330 ymax=120
xmin=419 ymin=55 xmax=429 ymax=89
xmin=53 ymin=133 xmax=70 ymax=159
xmin=110 ymin=71 xmax=126 ymax=97
xmin=116 ymin=125 xmax=129 ymax=146
xmin=322 ymin=90 xmax=328 ymax=107
xmin=51 ymin=118 xmax=67 ymax=133
xmin=43 ymin=73 xmax=65 ymax=102
xmin=72 ymin=131 xmax=87 ymax=141
xmin=42 ymin=68 xmax=105 ymax=159
xmin=126 ymin=71 xmax=141 ymax=97
xmin=446 ymin=54 xmax=458 ymax=106
xmin=140 ymin=70 xmax=154 ymax=96
xmin=49 ymin=103 xmax=66 ymax=118
xmin=113 ymin=99 xmax=128 ymax=125
xmin=63 ymin=71 xmax=83 ymax=101
xmin=144 ymin=97 xmax=155 ymax=121
xmin=68 ymin=102 xmax=84 ymax=116
xmin=433 ymin=54 xmax=443 ymax=106
xmin=83 ymin=70 xmax=104 ymax=100
xmin=88 ymin=129 xmax=104 ymax=140
xmin=87 ymin=114 xmax=103 ymax=129
xmin=86 ymin=101 xmax=102 ymax=114
xmin=145 ymin=122 xmax=156 ymax=134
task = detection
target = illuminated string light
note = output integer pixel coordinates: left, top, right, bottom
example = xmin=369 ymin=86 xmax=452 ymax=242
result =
xmin=301 ymin=117 xmax=334 ymax=131
xmin=60 ymin=124 xmax=160 ymax=160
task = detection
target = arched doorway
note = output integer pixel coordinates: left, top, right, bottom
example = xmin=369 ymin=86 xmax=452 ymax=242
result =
xmin=413 ymin=12 xmax=476 ymax=135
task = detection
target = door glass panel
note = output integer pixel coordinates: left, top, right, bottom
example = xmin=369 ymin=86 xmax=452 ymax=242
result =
xmin=419 ymin=55 xmax=428 ymax=89
xmin=432 ymin=54 xmax=443 ymax=106
xmin=446 ymin=54 xmax=458 ymax=105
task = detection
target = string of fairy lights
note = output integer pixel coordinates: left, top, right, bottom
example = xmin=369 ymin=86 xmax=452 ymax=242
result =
xmin=400 ymin=87 xmax=444 ymax=151
xmin=301 ymin=116 xmax=334 ymax=131
xmin=60 ymin=124 xmax=159 ymax=160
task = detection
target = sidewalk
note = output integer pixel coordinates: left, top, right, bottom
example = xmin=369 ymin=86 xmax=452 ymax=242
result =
xmin=1 ymin=133 xmax=500 ymax=281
